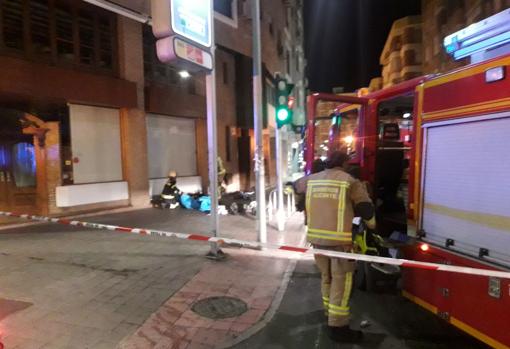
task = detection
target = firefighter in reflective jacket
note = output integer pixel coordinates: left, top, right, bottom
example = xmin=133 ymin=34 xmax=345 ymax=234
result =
xmin=295 ymin=151 xmax=374 ymax=342
xmin=161 ymin=171 xmax=181 ymax=209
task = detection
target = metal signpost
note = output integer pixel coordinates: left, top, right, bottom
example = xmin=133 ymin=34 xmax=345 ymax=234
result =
xmin=204 ymin=9 xmax=222 ymax=259
xmin=152 ymin=0 xmax=223 ymax=258
xmin=252 ymin=0 xmax=267 ymax=244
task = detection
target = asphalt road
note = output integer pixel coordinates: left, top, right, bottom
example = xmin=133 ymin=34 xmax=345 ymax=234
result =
xmin=230 ymin=259 xmax=490 ymax=349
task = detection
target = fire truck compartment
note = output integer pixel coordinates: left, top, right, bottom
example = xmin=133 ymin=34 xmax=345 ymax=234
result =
xmin=375 ymin=96 xmax=414 ymax=236
xmin=421 ymin=111 xmax=510 ymax=266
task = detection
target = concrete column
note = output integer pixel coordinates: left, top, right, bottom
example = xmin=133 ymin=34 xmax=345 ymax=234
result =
xmin=117 ymin=16 xmax=149 ymax=207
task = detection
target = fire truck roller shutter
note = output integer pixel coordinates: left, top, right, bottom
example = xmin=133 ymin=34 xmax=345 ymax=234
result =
xmin=421 ymin=112 xmax=510 ymax=265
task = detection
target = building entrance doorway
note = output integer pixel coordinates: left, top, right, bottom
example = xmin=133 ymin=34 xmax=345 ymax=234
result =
xmin=0 ymin=110 xmax=38 ymax=214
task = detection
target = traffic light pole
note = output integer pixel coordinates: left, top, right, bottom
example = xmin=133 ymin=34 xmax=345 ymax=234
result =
xmin=205 ymin=2 xmax=224 ymax=259
xmin=275 ymin=125 xmax=285 ymax=231
xmin=252 ymin=0 xmax=267 ymax=244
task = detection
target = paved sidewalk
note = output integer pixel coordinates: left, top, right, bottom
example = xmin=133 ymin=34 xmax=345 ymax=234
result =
xmin=0 ymin=208 xmax=306 ymax=349
xmin=117 ymin=214 xmax=306 ymax=349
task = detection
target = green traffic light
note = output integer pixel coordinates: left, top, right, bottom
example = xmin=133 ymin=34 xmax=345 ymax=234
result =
xmin=277 ymin=108 xmax=289 ymax=121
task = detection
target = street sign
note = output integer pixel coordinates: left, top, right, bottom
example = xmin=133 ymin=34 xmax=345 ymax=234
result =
xmin=157 ymin=35 xmax=213 ymax=71
xmin=152 ymin=0 xmax=212 ymax=48
xmin=171 ymin=0 xmax=212 ymax=48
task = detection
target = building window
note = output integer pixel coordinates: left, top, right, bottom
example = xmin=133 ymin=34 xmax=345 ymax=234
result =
xmin=78 ymin=10 xmax=95 ymax=65
xmin=29 ymin=0 xmax=51 ymax=57
xmin=276 ymin=31 xmax=283 ymax=58
xmin=214 ymin=0 xmax=238 ymax=27
xmin=187 ymin=79 xmax=196 ymax=94
xmin=2 ymin=0 xmax=24 ymax=51
xmin=0 ymin=0 xmax=117 ymax=73
xmin=225 ymin=126 xmax=232 ymax=162
xmin=214 ymin=0 xmax=233 ymax=18
xmin=55 ymin=3 xmax=74 ymax=62
xmin=223 ymin=61 xmax=228 ymax=84
xmin=286 ymin=50 xmax=291 ymax=75
xmin=11 ymin=142 xmax=36 ymax=188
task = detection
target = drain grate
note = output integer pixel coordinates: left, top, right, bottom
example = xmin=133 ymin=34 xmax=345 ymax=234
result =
xmin=191 ymin=296 xmax=248 ymax=319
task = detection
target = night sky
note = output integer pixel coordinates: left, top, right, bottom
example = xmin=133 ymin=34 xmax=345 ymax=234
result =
xmin=304 ymin=0 xmax=421 ymax=93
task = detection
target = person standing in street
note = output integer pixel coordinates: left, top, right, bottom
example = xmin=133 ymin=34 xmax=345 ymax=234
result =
xmin=295 ymin=151 xmax=374 ymax=342
xmin=217 ymin=156 xmax=227 ymax=198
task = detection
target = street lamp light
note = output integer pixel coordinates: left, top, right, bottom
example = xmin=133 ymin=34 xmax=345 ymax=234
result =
xmin=179 ymin=70 xmax=191 ymax=79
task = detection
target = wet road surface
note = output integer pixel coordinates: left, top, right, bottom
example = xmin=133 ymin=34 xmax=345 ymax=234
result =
xmin=231 ymin=258 xmax=489 ymax=349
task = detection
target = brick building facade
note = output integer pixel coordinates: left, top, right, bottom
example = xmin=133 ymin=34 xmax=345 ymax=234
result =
xmin=379 ymin=16 xmax=422 ymax=88
xmin=0 ymin=0 xmax=306 ymax=219
xmin=373 ymin=1 xmax=510 ymax=90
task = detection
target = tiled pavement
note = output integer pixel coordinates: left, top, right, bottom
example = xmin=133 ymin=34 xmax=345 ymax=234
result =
xmin=118 ymin=213 xmax=306 ymax=349
xmin=117 ymin=249 xmax=297 ymax=349
xmin=0 ymin=208 xmax=306 ymax=349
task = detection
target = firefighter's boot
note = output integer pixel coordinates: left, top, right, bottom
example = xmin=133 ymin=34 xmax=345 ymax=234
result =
xmin=327 ymin=325 xmax=363 ymax=343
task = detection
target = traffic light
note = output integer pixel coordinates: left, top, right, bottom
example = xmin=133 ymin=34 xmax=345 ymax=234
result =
xmin=275 ymin=77 xmax=294 ymax=128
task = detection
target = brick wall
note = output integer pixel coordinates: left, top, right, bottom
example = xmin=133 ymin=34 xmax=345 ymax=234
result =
xmin=215 ymin=0 xmax=287 ymax=75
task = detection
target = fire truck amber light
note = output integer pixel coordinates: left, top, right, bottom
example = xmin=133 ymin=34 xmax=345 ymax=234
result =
xmin=420 ymin=243 xmax=430 ymax=252
xmin=485 ymin=66 xmax=505 ymax=82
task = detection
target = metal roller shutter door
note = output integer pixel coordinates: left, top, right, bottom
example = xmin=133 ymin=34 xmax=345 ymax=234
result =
xmin=147 ymin=114 xmax=197 ymax=178
xmin=421 ymin=113 xmax=510 ymax=265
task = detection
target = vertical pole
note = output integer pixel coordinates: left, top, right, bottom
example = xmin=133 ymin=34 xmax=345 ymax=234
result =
xmin=276 ymin=125 xmax=285 ymax=231
xmin=252 ymin=0 xmax=267 ymax=243
xmin=206 ymin=0 xmax=222 ymax=258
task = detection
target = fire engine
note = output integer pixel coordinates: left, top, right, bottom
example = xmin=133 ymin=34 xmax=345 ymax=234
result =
xmin=305 ymin=9 xmax=510 ymax=348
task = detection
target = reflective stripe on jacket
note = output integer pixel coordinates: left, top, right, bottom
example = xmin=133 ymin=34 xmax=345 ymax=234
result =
xmin=295 ymin=168 xmax=372 ymax=247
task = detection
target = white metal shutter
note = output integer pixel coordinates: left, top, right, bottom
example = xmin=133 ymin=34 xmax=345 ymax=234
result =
xmin=147 ymin=114 xmax=197 ymax=178
xmin=421 ymin=114 xmax=510 ymax=265
xmin=69 ymin=104 xmax=123 ymax=184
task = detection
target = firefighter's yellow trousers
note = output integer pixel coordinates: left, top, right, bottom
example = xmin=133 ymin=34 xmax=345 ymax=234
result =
xmin=314 ymin=247 xmax=355 ymax=327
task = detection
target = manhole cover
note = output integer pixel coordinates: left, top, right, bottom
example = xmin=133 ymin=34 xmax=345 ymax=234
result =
xmin=191 ymin=296 xmax=248 ymax=319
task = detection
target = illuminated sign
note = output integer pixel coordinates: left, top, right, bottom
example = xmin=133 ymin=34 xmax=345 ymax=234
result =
xmin=157 ymin=35 xmax=213 ymax=71
xmin=171 ymin=0 xmax=212 ymax=48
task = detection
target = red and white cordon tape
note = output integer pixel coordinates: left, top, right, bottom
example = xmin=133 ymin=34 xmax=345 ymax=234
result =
xmin=1 ymin=211 xmax=510 ymax=279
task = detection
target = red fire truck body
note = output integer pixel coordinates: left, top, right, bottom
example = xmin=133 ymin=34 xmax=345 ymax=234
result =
xmin=305 ymin=54 xmax=510 ymax=348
